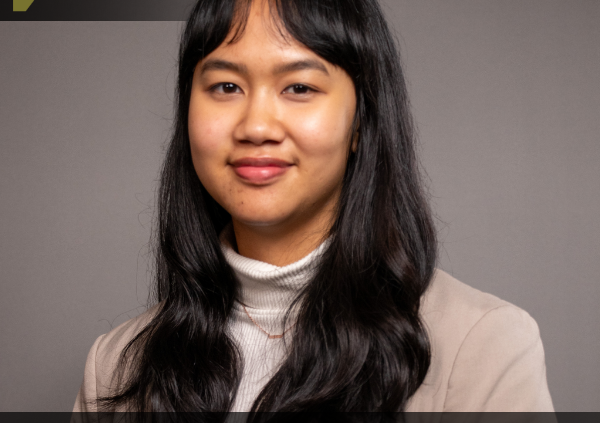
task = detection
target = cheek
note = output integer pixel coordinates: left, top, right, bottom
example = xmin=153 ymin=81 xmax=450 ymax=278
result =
xmin=188 ymin=119 xmax=233 ymax=208
xmin=291 ymin=108 xmax=353 ymax=166
xmin=188 ymin=106 xmax=232 ymax=180
xmin=189 ymin=110 xmax=226 ymax=154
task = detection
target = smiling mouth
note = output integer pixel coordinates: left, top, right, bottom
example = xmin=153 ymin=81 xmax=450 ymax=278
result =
xmin=231 ymin=157 xmax=293 ymax=184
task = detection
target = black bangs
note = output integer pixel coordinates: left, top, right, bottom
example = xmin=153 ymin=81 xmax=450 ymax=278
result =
xmin=270 ymin=0 xmax=367 ymax=79
xmin=179 ymin=0 xmax=373 ymax=89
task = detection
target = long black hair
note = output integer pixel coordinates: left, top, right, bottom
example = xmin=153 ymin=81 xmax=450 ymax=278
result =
xmin=99 ymin=0 xmax=437 ymax=415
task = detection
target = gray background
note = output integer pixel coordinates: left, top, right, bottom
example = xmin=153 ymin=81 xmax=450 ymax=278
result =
xmin=1 ymin=0 xmax=598 ymax=411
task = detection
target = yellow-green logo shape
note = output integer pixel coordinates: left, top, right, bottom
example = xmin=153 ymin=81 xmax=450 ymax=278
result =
xmin=13 ymin=0 xmax=35 ymax=12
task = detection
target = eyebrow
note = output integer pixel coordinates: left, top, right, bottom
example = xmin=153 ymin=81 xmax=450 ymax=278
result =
xmin=199 ymin=59 xmax=249 ymax=76
xmin=272 ymin=59 xmax=329 ymax=76
xmin=199 ymin=58 xmax=329 ymax=77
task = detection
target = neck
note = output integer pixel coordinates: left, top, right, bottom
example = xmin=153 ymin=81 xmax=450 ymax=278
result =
xmin=232 ymin=214 xmax=333 ymax=267
xmin=220 ymin=224 xmax=330 ymax=311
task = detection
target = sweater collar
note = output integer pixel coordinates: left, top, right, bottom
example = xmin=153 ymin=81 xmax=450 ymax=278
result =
xmin=220 ymin=225 xmax=328 ymax=312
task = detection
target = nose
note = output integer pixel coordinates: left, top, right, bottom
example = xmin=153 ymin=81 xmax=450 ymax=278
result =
xmin=233 ymin=91 xmax=285 ymax=145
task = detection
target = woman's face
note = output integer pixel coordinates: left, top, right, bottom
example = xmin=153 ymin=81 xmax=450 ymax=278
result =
xmin=188 ymin=2 xmax=356 ymax=237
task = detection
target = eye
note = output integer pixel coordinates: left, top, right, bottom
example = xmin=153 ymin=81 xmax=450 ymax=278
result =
xmin=283 ymin=84 xmax=315 ymax=95
xmin=210 ymin=83 xmax=242 ymax=94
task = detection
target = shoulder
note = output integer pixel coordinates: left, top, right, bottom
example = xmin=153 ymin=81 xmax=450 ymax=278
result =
xmin=420 ymin=269 xmax=544 ymax=374
xmin=421 ymin=269 xmax=529 ymax=335
xmin=419 ymin=269 xmax=539 ymax=378
xmin=76 ymin=303 xmax=162 ymax=407
xmin=410 ymin=270 xmax=553 ymax=411
xmin=423 ymin=269 xmax=511 ymax=314
xmin=94 ymin=303 xmax=161 ymax=368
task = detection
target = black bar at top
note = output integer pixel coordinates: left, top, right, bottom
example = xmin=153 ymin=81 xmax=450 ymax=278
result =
xmin=2 ymin=0 xmax=196 ymax=21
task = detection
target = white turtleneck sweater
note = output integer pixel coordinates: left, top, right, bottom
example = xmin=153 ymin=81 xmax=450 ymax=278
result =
xmin=220 ymin=232 xmax=328 ymax=412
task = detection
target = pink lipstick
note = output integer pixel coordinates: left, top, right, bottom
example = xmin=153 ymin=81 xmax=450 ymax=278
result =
xmin=231 ymin=157 xmax=292 ymax=183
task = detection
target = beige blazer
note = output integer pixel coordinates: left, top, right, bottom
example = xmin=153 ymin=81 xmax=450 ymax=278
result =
xmin=73 ymin=270 xmax=554 ymax=412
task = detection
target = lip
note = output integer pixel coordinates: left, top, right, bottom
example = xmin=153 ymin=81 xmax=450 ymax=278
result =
xmin=230 ymin=157 xmax=293 ymax=184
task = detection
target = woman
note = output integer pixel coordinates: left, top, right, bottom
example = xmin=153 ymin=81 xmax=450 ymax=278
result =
xmin=73 ymin=0 xmax=554 ymax=415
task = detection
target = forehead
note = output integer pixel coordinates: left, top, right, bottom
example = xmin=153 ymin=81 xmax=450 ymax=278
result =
xmin=226 ymin=0 xmax=288 ymax=45
xmin=206 ymin=0 xmax=315 ymax=64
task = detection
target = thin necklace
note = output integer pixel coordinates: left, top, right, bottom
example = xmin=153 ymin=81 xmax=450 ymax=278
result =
xmin=241 ymin=304 xmax=295 ymax=339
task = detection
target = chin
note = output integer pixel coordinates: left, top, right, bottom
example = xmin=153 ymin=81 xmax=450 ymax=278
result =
xmin=235 ymin=215 xmax=287 ymax=227
xmin=232 ymin=210 xmax=293 ymax=229
xmin=241 ymin=220 xmax=280 ymax=228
